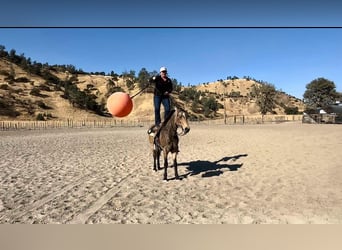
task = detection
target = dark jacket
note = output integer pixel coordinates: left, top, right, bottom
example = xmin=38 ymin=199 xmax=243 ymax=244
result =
xmin=149 ymin=75 xmax=173 ymax=97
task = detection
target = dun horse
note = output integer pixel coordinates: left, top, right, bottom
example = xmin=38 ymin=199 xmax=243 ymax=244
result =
xmin=148 ymin=107 xmax=190 ymax=181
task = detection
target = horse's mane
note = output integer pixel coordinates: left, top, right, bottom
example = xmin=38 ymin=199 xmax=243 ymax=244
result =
xmin=157 ymin=109 xmax=176 ymax=134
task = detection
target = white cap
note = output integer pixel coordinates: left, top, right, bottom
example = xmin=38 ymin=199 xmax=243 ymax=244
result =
xmin=160 ymin=66 xmax=167 ymax=72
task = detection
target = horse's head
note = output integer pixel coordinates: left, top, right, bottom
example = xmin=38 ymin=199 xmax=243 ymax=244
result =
xmin=174 ymin=107 xmax=190 ymax=136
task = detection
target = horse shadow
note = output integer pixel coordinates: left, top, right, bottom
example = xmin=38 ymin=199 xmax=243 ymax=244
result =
xmin=177 ymin=154 xmax=248 ymax=179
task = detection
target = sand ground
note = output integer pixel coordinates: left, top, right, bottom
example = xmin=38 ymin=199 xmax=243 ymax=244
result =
xmin=0 ymin=122 xmax=341 ymax=224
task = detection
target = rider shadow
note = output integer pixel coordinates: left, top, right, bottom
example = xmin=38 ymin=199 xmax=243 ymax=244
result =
xmin=178 ymin=154 xmax=248 ymax=178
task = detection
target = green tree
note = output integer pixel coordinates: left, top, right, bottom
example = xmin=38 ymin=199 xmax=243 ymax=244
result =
xmin=126 ymin=79 xmax=135 ymax=90
xmin=191 ymin=99 xmax=200 ymax=113
xmin=251 ymin=83 xmax=277 ymax=115
xmin=0 ymin=45 xmax=8 ymax=58
xmin=303 ymin=77 xmax=338 ymax=112
xmin=284 ymin=106 xmax=299 ymax=115
xmin=171 ymin=78 xmax=182 ymax=93
xmin=202 ymin=96 xmax=219 ymax=117
xmin=137 ymin=68 xmax=150 ymax=90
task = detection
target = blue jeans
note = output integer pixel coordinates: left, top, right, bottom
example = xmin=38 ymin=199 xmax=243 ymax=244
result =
xmin=154 ymin=95 xmax=171 ymax=126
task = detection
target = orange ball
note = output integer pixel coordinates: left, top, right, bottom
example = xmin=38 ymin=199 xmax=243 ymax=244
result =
xmin=106 ymin=92 xmax=133 ymax=117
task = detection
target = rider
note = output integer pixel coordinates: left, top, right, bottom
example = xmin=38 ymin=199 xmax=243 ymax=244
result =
xmin=147 ymin=66 xmax=173 ymax=135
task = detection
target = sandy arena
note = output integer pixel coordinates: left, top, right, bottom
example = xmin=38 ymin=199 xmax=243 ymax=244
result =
xmin=0 ymin=122 xmax=341 ymax=224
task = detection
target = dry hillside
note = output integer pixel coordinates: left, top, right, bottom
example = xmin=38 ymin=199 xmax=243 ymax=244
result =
xmin=196 ymin=80 xmax=304 ymax=117
xmin=0 ymin=57 xmax=304 ymax=121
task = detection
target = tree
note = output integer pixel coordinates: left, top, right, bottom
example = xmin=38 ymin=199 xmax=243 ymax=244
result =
xmin=251 ymin=83 xmax=277 ymax=115
xmin=171 ymin=78 xmax=182 ymax=93
xmin=284 ymin=106 xmax=299 ymax=115
xmin=202 ymin=96 xmax=219 ymax=116
xmin=126 ymin=79 xmax=135 ymax=90
xmin=303 ymin=77 xmax=338 ymax=112
xmin=137 ymin=68 xmax=151 ymax=90
xmin=0 ymin=45 xmax=8 ymax=57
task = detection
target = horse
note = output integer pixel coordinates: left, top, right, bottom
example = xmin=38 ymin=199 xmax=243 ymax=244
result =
xmin=147 ymin=107 xmax=190 ymax=181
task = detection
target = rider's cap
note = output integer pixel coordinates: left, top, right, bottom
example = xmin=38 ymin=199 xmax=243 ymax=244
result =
xmin=160 ymin=67 xmax=167 ymax=72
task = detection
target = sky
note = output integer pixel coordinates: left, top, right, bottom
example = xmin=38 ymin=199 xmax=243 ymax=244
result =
xmin=0 ymin=1 xmax=341 ymax=99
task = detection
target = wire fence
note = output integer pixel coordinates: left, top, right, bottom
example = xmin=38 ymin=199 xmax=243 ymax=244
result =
xmin=0 ymin=115 xmax=303 ymax=131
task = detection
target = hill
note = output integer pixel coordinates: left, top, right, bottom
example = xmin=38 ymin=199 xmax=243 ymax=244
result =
xmin=0 ymin=57 xmax=304 ymax=121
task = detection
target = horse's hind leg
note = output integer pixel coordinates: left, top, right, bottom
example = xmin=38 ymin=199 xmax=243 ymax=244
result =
xmin=172 ymin=152 xmax=179 ymax=179
xmin=153 ymin=149 xmax=161 ymax=171
xmin=163 ymin=151 xmax=168 ymax=181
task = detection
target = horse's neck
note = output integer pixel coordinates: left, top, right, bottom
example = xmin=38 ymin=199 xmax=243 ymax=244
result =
xmin=163 ymin=113 xmax=177 ymax=135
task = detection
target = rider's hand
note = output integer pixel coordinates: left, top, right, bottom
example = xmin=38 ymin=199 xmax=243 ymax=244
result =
xmin=149 ymin=76 xmax=156 ymax=84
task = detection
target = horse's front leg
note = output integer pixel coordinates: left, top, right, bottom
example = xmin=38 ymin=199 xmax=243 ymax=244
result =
xmin=172 ymin=152 xmax=179 ymax=179
xmin=153 ymin=149 xmax=158 ymax=171
xmin=163 ymin=150 xmax=168 ymax=181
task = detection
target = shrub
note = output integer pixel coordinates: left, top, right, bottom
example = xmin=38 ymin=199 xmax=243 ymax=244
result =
xmin=30 ymin=87 xmax=41 ymax=96
xmin=13 ymin=88 xmax=24 ymax=94
xmin=39 ymin=85 xmax=51 ymax=91
xmin=0 ymin=99 xmax=20 ymax=117
xmin=36 ymin=101 xmax=51 ymax=109
xmin=126 ymin=79 xmax=135 ymax=90
xmin=0 ymin=70 xmax=10 ymax=76
xmin=14 ymin=77 xmax=30 ymax=82
xmin=36 ymin=113 xmax=45 ymax=120
xmin=0 ymin=84 xmax=9 ymax=90
xmin=284 ymin=106 xmax=299 ymax=115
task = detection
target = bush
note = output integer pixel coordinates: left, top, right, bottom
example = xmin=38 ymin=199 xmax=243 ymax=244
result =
xmin=14 ymin=77 xmax=30 ymax=82
xmin=30 ymin=87 xmax=41 ymax=96
xmin=229 ymin=91 xmax=241 ymax=98
xmin=36 ymin=113 xmax=45 ymax=120
xmin=36 ymin=101 xmax=51 ymax=109
xmin=126 ymin=79 xmax=135 ymax=90
xmin=0 ymin=84 xmax=9 ymax=90
xmin=39 ymin=85 xmax=51 ymax=91
xmin=284 ymin=106 xmax=299 ymax=115
xmin=0 ymin=70 xmax=10 ymax=76
xmin=0 ymin=99 xmax=20 ymax=117
xmin=12 ymin=88 xmax=24 ymax=94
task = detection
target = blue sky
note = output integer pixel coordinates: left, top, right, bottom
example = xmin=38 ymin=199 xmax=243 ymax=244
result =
xmin=0 ymin=1 xmax=341 ymax=99
xmin=1 ymin=0 xmax=342 ymax=27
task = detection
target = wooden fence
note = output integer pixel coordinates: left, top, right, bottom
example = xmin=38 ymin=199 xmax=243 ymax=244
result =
xmin=191 ymin=114 xmax=303 ymax=125
xmin=0 ymin=119 xmax=152 ymax=131
xmin=0 ymin=115 xmax=303 ymax=131
xmin=302 ymin=113 xmax=340 ymax=124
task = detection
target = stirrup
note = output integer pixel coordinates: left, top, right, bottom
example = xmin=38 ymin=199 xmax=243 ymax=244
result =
xmin=147 ymin=124 xmax=159 ymax=135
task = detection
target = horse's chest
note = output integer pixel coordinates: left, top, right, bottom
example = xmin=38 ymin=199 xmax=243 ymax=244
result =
xmin=161 ymin=136 xmax=179 ymax=152
xmin=169 ymin=140 xmax=179 ymax=152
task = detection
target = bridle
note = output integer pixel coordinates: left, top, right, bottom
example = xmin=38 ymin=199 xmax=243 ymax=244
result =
xmin=175 ymin=110 xmax=190 ymax=136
